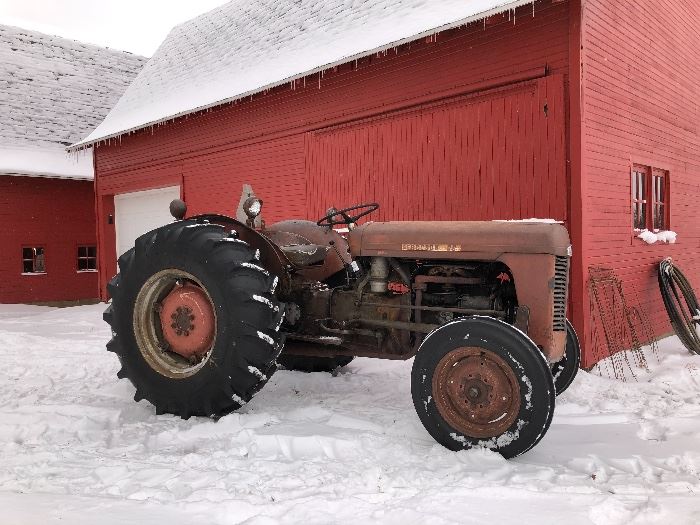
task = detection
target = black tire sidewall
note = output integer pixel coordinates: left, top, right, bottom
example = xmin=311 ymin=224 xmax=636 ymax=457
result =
xmin=412 ymin=317 xmax=555 ymax=459
xmin=552 ymin=320 xmax=581 ymax=395
xmin=109 ymin=222 xmax=281 ymax=416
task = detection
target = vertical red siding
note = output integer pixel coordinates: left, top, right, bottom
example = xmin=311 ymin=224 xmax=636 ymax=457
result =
xmin=581 ymin=0 xmax=700 ymax=365
xmin=0 ymin=176 xmax=98 ymax=303
xmin=307 ymin=76 xmax=567 ymax=222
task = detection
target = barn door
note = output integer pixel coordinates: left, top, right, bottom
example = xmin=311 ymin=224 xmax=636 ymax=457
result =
xmin=305 ymin=75 xmax=566 ymax=222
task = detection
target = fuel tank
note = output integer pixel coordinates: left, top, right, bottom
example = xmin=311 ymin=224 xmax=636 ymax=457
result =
xmin=347 ymin=221 xmax=571 ymax=258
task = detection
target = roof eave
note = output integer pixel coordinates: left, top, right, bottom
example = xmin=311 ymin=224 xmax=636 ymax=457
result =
xmin=68 ymin=0 xmax=533 ymax=152
xmin=0 ymin=171 xmax=94 ymax=181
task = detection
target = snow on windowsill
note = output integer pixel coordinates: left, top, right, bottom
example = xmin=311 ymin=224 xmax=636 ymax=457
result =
xmin=636 ymin=229 xmax=677 ymax=245
xmin=77 ymin=270 xmax=98 ymax=273
xmin=21 ymin=272 xmax=47 ymax=277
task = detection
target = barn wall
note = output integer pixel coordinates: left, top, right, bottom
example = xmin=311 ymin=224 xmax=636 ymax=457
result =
xmin=94 ymin=0 xmax=571 ymax=284
xmin=0 ymin=176 xmax=98 ymax=303
xmin=580 ymin=0 xmax=700 ymax=365
xmin=93 ymin=1 xmax=577 ymax=351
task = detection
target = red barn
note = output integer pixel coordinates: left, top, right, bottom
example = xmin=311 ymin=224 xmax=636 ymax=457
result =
xmin=0 ymin=25 xmax=145 ymax=304
xmin=71 ymin=0 xmax=699 ymax=366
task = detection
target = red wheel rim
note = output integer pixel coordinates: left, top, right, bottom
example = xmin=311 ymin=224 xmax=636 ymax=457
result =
xmin=159 ymin=282 xmax=215 ymax=360
xmin=433 ymin=347 xmax=521 ymax=439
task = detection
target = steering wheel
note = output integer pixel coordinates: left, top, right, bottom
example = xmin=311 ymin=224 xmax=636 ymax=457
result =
xmin=317 ymin=203 xmax=379 ymax=226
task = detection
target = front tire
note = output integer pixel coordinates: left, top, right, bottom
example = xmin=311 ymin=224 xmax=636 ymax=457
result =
xmin=104 ymin=220 xmax=284 ymax=418
xmin=411 ymin=317 xmax=555 ymax=459
xmin=551 ymin=320 xmax=581 ymax=395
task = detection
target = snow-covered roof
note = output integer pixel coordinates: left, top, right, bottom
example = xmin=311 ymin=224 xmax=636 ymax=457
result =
xmin=0 ymin=146 xmax=93 ymax=180
xmin=0 ymin=24 xmax=145 ymax=179
xmin=71 ymin=0 xmax=532 ymax=150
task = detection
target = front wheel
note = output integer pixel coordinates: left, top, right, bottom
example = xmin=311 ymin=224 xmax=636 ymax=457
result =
xmin=551 ymin=320 xmax=581 ymax=395
xmin=411 ymin=317 xmax=555 ymax=459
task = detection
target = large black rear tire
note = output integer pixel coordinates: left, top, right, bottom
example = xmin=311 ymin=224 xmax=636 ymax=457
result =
xmin=411 ymin=317 xmax=555 ymax=459
xmin=103 ymin=220 xmax=284 ymax=418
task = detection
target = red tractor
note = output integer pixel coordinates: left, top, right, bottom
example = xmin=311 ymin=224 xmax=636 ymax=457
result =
xmin=104 ymin=200 xmax=579 ymax=458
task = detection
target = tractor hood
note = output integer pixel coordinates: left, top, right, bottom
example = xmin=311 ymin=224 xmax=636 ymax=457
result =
xmin=348 ymin=221 xmax=571 ymax=259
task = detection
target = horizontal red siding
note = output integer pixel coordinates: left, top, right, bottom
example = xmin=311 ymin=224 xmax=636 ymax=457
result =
xmin=581 ymin=0 xmax=700 ymax=366
xmin=0 ymin=176 xmax=98 ymax=303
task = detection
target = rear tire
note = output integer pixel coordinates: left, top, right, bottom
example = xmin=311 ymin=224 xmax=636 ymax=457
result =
xmin=551 ymin=320 xmax=581 ymax=395
xmin=104 ymin=220 xmax=284 ymax=418
xmin=411 ymin=317 xmax=555 ymax=459
xmin=278 ymin=353 xmax=354 ymax=373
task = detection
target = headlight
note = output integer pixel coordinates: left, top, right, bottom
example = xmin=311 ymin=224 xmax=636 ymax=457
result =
xmin=243 ymin=197 xmax=263 ymax=219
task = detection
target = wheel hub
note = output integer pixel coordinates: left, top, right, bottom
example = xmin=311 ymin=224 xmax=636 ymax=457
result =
xmin=433 ymin=347 xmax=521 ymax=439
xmin=159 ymin=282 xmax=215 ymax=359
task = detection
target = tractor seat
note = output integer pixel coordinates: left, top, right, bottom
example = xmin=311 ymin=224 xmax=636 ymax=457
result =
xmin=279 ymin=243 xmax=329 ymax=266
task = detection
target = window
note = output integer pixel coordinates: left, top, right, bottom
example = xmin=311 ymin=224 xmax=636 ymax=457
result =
xmin=22 ymin=247 xmax=46 ymax=274
xmin=77 ymin=246 xmax=97 ymax=271
xmin=632 ymin=165 xmax=669 ymax=231
xmin=651 ymin=169 xmax=668 ymax=230
xmin=631 ymin=166 xmax=647 ymax=230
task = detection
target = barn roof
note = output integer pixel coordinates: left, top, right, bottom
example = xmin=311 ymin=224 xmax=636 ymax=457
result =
xmin=0 ymin=24 xmax=145 ymax=179
xmin=71 ymin=0 xmax=532 ymax=150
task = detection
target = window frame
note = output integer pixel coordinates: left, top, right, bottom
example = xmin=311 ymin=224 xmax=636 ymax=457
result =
xmin=631 ymin=163 xmax=670 ymax=234
xmin=21 ymin=246 xmax=47 ymax=275
xmin=631 ymin=165 xmax=648 ymax=231
xmin=651 ymin=168 xmax=669 ymax=231
xmin=76 ymin=244 xmax=98 ymax=273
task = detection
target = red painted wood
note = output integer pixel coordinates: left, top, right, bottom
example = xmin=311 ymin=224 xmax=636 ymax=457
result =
xmin=0 ymin=176 xmax=98 ymax=303
xmin=580 ymin=0 xmax=700 ymax=366
xmin=306 ymin=77 xmax=566 ymax=223
xmin=92 ymin=1 xmax=576 ymax=341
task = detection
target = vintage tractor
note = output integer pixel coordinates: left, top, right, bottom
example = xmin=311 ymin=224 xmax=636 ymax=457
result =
xmin=104 ymin=200 xmax=579 ymax=458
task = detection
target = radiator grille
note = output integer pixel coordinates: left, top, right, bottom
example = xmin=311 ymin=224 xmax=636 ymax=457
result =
xmin=553 ymin=255 xmax=569 ymax=332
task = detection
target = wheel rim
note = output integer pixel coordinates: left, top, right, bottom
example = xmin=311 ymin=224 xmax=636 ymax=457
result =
xmin=433 ymin=347 xmax=521 ymax=439
xmin=133 ymin=269 xmax=217 ymax=379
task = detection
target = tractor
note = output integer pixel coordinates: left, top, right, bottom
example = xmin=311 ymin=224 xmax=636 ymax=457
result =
xmin=104 ymin=200 xmax=579 ymax=458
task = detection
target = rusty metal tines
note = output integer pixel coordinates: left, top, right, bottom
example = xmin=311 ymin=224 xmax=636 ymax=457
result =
xmin=587 ymin=266 xmax=658 ymax=382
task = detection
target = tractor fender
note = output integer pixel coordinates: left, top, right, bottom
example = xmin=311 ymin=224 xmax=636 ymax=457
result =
xmin=189 ymin=214 xmax=291 ymax=294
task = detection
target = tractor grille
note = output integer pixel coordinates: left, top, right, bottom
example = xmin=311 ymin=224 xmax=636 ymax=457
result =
xmin=553 ymin=255 xmax=569 ymax=332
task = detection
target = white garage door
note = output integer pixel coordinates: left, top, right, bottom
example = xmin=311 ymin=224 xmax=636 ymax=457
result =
xmin=114 ymin=186 xmax=181 ymax=257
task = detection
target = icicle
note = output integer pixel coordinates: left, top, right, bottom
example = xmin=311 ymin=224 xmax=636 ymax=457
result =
xmin=303 ymin=76 xmax=306 ymax=88
xmin=318 ymin=71 xmax=321 ymax=89
xmin=532 ymin=1 xmax=535 ymax=17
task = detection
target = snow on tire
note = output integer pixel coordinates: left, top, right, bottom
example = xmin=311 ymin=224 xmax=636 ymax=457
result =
xmin=103 ymin=219 xmax=284 ymax=419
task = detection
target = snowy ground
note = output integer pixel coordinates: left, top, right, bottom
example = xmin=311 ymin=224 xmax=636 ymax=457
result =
xmin=1 ymin=305 xmax=700 ymax=524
